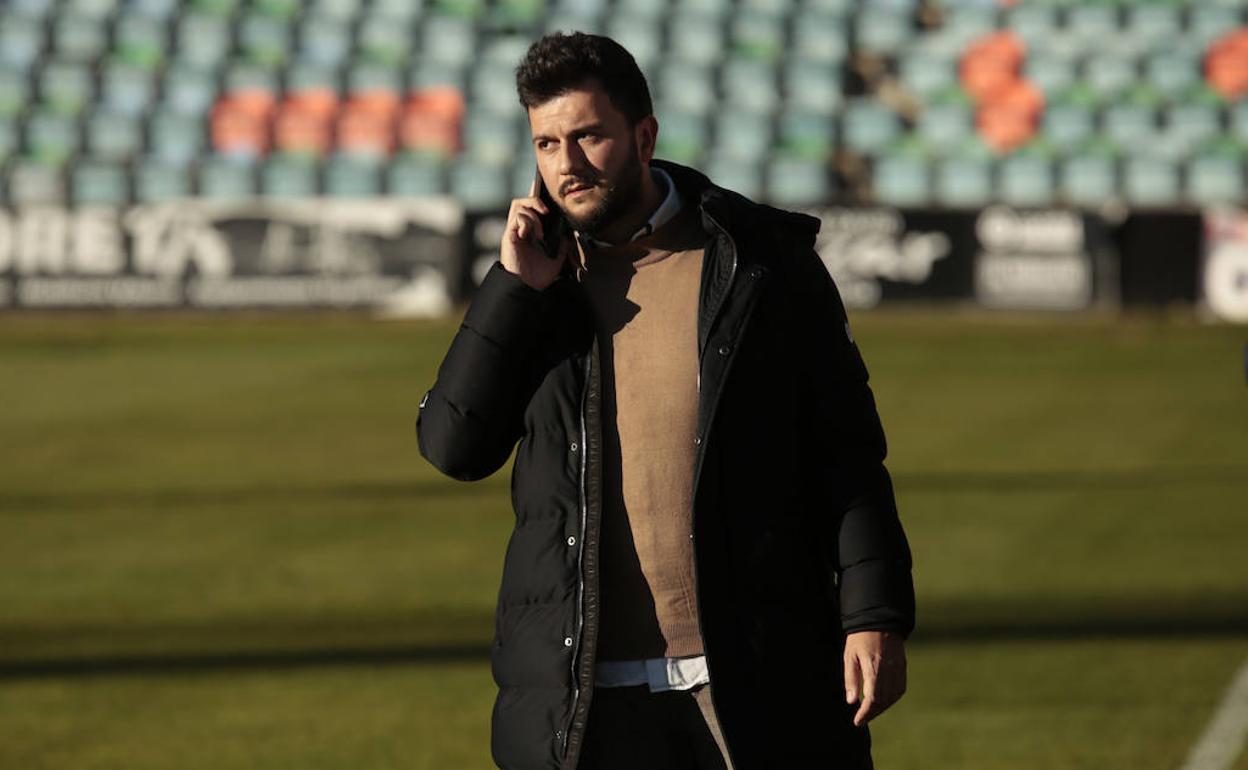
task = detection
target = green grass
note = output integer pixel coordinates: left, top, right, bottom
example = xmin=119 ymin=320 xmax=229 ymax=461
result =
xmin=1 ymin=309 xmax=1246 ymax=769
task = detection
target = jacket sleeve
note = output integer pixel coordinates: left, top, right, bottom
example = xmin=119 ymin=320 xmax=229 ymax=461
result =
xmin=795 ymin=247 xmax=916 ymax=641
xmin=416 ymin=260 xmax=568 ymax=482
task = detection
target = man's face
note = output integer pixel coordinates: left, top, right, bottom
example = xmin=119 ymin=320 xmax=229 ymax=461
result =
xmin=527 ymin=80 xmax=655 ymax=236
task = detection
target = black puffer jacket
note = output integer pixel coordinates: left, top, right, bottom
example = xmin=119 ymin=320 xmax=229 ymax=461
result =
xmin=417 ymin=159 xmax=915 ymax=770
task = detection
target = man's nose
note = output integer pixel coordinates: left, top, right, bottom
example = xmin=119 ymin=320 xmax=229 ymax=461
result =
xmin=555 ymin=141 xmax=586 ymax=178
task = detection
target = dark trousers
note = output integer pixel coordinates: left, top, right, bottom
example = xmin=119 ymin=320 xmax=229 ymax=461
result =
xmin=578 ymin=682 xmax=735 ymax=770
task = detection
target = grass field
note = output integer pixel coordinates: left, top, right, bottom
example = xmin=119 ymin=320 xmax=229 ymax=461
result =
xmin=1 ymin=308 xmax=1246 ymax=770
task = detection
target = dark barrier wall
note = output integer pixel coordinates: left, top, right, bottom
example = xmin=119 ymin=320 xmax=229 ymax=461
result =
xmin=0 ymin=200 xmax=1240 ymax=322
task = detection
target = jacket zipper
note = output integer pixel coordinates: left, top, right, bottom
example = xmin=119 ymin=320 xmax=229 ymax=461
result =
xmin=562 ymin=349 xmax=593 ymax=759
xmin=689 ymin=211 xmax=742 ymax=770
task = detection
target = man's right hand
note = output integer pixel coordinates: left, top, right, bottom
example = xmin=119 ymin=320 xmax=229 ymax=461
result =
xmin=501 ymin=175 xmax=570 ymax=291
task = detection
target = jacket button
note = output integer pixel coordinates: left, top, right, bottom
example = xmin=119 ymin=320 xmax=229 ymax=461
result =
xmin=717 ymin=344 xmax=731 ymax=355
xmin=563 ymin=636 xmax=573 ymax=647
xmin=567 ymin=535 xmax=576 ymax=546
xmin=693 ymin=435 xmax=702 ymax=445
xmin=570 ymin=442 xmax=578 ymax=452
xmin=748 ymin=267 xmax=762 ymax=279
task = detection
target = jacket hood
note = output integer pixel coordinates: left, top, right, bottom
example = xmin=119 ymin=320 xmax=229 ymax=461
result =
xmin=650 ymin=157 xmax=824 ymax=253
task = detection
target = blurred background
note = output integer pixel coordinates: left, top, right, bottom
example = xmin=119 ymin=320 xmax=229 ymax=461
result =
xmin=1 ymin=0 xmax=1247 ymax=768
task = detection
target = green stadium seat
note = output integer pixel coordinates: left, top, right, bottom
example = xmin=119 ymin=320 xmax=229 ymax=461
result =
xmin=604 ymin=16 xmax=663 ymax=70
xmin=287 ymin=62 xmax=340 ymax=93
xmin=673 ymin=0 xmax=730 ymax=17
xmin=776 ymin=108 xmax=836 ymax=160
xmin=177 ymin=14 xmax=233 ymax=69
xmin=0 ymin=68 xmax=31 ymax=118
xmin=898 ymin=49 xmax=957 ymax=100
xmin=9 ymin=0 xmax=56 ymax=18
xmin=261 ymin=155 xmax=319 ymax=198
xmin=409 ymin=62 xmax=470 ymax=92
xmin=657 ymin=62 xmax=717 ymax=115
xmin=348 ymin=63 xmax=403 ymax=95
xmin=740 ymin=0 xmax=793 ymax=16
xmin=1232 ymin=103 xmax=1248 ymax=146
xmin=998 ymin=155 xmax=1055 ymax=207
xmin=0 ymin=15 xmax=44 ymax=71
xmin=721 ymin=59 xmax=779 ymax=114
xmin=1103 ymin=104 xmax=1157 ymax=150
xmin=610 ymin=0 xmax=667 ymax=19
xmin=161 ymin=65 xmax=218 ymax=116
xmin=1144 ymin=51 xmax=1201 ymax=98
xmin=8 ymin=161 xmax=67 ymax=204
xmin=1024 ymin=54 xmax=1076 ymax=98
xmin=72 ymin=161 xmax=130 ymax=205
xmin=358 ymin=17 xmax=414 ymax=66
xmin=854 ymin=8 xmax=913 ymax=55
xmin=450 ymin=158 xmax=510 ymax=210
xmin=53 ymin=16 xmax=107 ymax=62
xmin=434 ymin=0 xmax=488 ymax=19
xmin=388 ymin=155 xmax=448 ymax=196
xmin=1189 ymin=6 xmax=1241 ymax=47
xmin=299 ymin=15 xmax=354 ymax=68
xmin=791 ymin=12 xmax=850 ymax=64
xmin=482 ymin=35 xmax=534 ymax=67
xmin=934 ymin=156 xmax=991 ymax=207
xmin=939 ymin=4 xmax=997 ymax=46
xmin=422 ymin=15 xmax=479 ymax=66
xmin=1165 ymin=103 xmax=1221 ymax=148
xmin=1126 ymin=4 xmax=1181 ymax=46
xmin=189 ymin=0 xmax=242 ymax=16
xmin=239 ymin=13 xmax=293 ymax=67
xmin=1067 ymin=6 xmax=1119 ymax=46
xmin=325 ymin=154 xmax=383 ymax=197
xmin=731 ymin=12 xmax=785 ymax=61
xmin=1042 ymin=103 xmax=1095 ymax=154
xmin=101 ymin=63 xmax=156 ymax=117
xmin=765 ymin=156 xmax=833 ymax=207
xmin=1084 ymin=54 xmax=1137 ymax=101
xmin=462 ymin=111 xmax=521 ymax=164
xmin=39 ymin=62 xmax=94 ymax=115
xmin=254 ymin=0 xmax=300 ymax=18
xmin=916 ymin=102 xmax=973 ymax=156
xmin=1122 ymin=156 xmax=1180 ymax=206
xmin=704 ymin=154 xmax=764 ymax=199
xmin=712 ymin=109 xmax=773 ymax=161
xmin=669 ymin=15 xmax=726 ymax=64
xmin=544 ymin=13 xmax=603 ymax=34
xmin=113 ymin=16 xmax=167 ymax=70
xmin=872 ymin=154 xmax=929 ymax=207
xmin=490 ymin=0 xmax=546 ymax=29
xmin=653 ymin=107 xmax=708 ymax=165
xmin=371 ymin=0 xmax=427 ymax=20
xmin=64 ymin=0 xmax=118 ymax=20
xmin=802 ymin=0 xmax=852 ymax=14
xmin=135 ymin=160 xmax=192 ymax=202
xmin=149 ymin=110 xmax=206 ymax=165
xmin=86 ymin=112 xmax=143 ymax=162
xmin=471 ymin=62 xmax=525 ymax=116
xmin=1186 ymin=155 xmax=1245 ymax=206
xmin=1004 ymin=4 xmax=1059 ymax=48
xmin=198 ymin=157 xmax=258 ymax=200
xmin=783 ymin=60 xmax=844 ymax=115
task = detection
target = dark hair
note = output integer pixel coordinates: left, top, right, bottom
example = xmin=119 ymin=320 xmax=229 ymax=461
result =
xmin=515 ymin=31 xmax=653 ymax=124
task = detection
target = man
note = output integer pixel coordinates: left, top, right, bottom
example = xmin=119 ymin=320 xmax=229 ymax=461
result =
xmin=416 ymin=32 xmax=915 ymax=770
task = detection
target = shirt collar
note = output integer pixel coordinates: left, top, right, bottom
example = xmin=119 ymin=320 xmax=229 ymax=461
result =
xmin=576 ymin=166 xmax=681 ymax=250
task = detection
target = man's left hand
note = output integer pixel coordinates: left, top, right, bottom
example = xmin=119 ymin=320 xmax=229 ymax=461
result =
xmin=843 ymin=629 xmax=907 ymax=727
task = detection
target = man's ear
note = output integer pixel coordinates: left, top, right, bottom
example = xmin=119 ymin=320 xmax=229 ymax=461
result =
xmin=635 ymin=115 xmax=658 ymax=163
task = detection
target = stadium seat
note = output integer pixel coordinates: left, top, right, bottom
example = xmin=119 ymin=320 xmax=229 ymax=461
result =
xmin=934 ymin=156 xmax=991 ymax=208
xmin=1024 ymin=54 xmax=1076 ymax=98
xmin=704 ymin=154 xmax=764 ymax=199
xmin=1190 ymin=6 xmax=1241 ymax=47
xmin=916 ymin=102 xmax=974 ymax=156
xmin=841 ymin=99 xmax=901 ymax=156
xmin=124 ymin=0 xmax=180 ymax=19
xmin=668 ymin=15 xmax=726 ymax=65
xmin=1084 ymin=53 xmax=1137 ymax=101
xmin=854 ymin=7 xmax=913 ymax=55
xmin=653 ymin=107 xmax=708 ymax=164
xmin=40 ymin=61 xmax=94 ymax=115
xmin=86 ymin=112 xmax=143 ymax=162
xmin=872 ymin=154 xmax=929 ymax=207
xmin=0 ymin=119 xmax=18 ymax=163
xmin=198 ymin=157 xmax=258 ymax=199
xmin=24 ymin=111 xmax=80 ymax=164
xmin=150 ymin=110 xmax=206 ymax=165
xmin=1004 ymin=4 xmax=1059 ymax=48
xmin=471 ymin=62 xmax=525 ymax=116
xmin=135 ymin=160 xmax=192 ymax=202
xmin=261 ymin=155 xmax=319 ymax=198
xmin=731 ymin=11 xmax=785 ymax=61
xmin=1123 ymin=156 xmax=1181 ymax=206
xmin=161 ymin=65 xmax=219 ymax=116
xmin=299 ymin=15 xmax=355 ymax=68
xmin=450 ymin=158 xmax=511 ymax=210
xmin=997 ymin=154 xmax=1055 ymax=207
xmin=721 ymin=58 xmax=779 ymax=114
xmin=72 ymin=161 xmax=130 ymax=205
xmin=1144 ymin=51 xmax=1201 ymax=98
xmin=8 ymin=161 xmax=66 ymax=204
xmin=791 ymin=12 xmax=850 ymax=64
xmin=604 ymin=16 xmax=663 ymax=70
xmin=898 ymin=49 xmax=957 ymax=100
xmin=765 ymin=157 xmax=833 ymax=207
xmin=775 ymin=108 xmax=836 ymax=160
xmin=461 ymin=111 xmax=522 ymax=164
xmin=657 ymin=62 xmax=717 ymax=115
xmin=100 ymin=63 xmax=156 ymax=117
xmin=711 ymin=109 xmax=773 ymax=161
xmin=1058 ymin=154 xmax=1117 ymax=207
xmin=1103 ymin=104 xmax=1158 ymax=150
xmin=358 ymin=17 xmax=414 ymax=66
xmin=53 ymin=16 xmax=108 ymax=62
xmin=388 ymin=155 xmax=448 ymax=196
xmin=1186 ymin=154 xmax=1245 ymax=205
xmin=114 ymin=16 xmax=168 ymax=70
xmin=1127 ymin=4 xmax=1182 ymax=46
xmin=309 ymin=0 xmax=363 ymax=21
xmin=1067 ymin=5 xmax=1119 ymax=46
xmin=176 ymin=14 xmax=233 ymax=69
xmin=239 ymin=12 xmax=293 ymax=66
xmin=422 ymin=16 xmax=479 ymax=66
xmin=782 ymin=59 xmax=844 ymax=115
xmin=0 ymin=16 xmax=44 ymax=71
xmin=0 ymin=69 xmax=31 ymax=118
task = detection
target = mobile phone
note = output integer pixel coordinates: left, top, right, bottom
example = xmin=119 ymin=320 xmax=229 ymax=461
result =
xmin=534 ymin=166 xmax=567 ymax=260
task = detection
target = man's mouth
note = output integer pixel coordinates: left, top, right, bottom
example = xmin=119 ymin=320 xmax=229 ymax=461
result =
xmin=563 ymin=182 xmax=595 ymax=197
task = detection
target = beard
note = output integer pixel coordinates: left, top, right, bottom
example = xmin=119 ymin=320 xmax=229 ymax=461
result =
xmin=559 ymin=138 xmax=645 ymax=239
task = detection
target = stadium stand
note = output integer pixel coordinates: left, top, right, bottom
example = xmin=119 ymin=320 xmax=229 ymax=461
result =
xmin=0 ymin=0 xmax=1243 ymax=208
